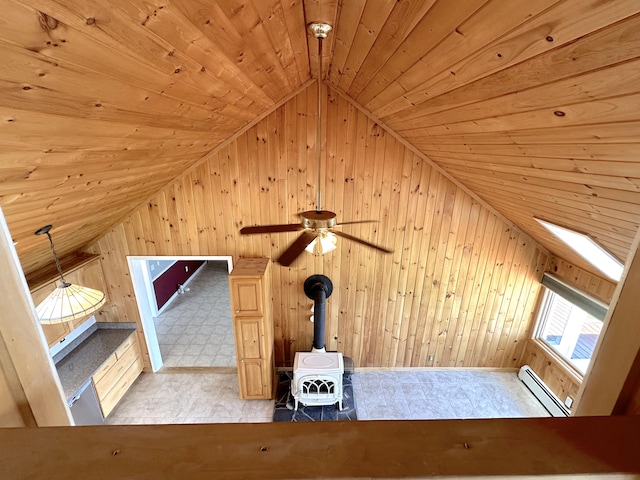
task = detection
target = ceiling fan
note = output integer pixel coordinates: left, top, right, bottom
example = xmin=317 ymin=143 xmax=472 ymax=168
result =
xmin=239 ymin=22 xmax=392 ymax=267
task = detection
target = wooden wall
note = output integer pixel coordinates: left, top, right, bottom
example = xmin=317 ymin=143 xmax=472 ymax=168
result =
xmin=91 ymin=83 xmax=550 ymax=368
xmin=521 ymin=340 xmax=581 ymax=405
xmin=546 ymin=257 xmax=617 ymax=305
xmin=520 ymin=257 xmax=617 ymax=405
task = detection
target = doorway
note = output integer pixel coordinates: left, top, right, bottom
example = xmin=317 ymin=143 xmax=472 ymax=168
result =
xmin=127 ymin=256 xmax=234 ymax=372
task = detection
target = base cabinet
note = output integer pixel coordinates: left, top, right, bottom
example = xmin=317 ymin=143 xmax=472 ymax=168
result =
xmin=92 ymin=333 xmax=142 ymax=417
xmin=229 ymin=258 xmax=274 ymax=400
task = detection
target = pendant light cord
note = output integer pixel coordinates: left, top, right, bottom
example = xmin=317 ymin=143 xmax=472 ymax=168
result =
xmin=316 ymin=35 xmax=323 ymax=213
xmin=45 ymin=231 xmax=68 ymax=286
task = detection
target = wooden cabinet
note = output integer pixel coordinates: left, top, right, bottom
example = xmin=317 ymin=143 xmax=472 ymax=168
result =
xmin=92 ymin=333 xmax=143 ymax=417
xmin=229 ymin=278 xmax=264 ymax=316
xmin=229 ymin=258 xmax=274 ymax=400
xmin=41 ymin=320 xmax=72 ymax=347
xmin=28 ymin=255 xmax=108 ymax=347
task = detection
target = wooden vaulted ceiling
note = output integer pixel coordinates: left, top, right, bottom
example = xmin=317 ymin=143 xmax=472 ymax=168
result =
xmin=1 ymin=0 xmax=639 ymax=278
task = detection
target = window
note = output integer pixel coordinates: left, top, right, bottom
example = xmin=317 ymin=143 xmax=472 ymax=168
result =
xmin=535 ymin=218 xmax=623 ymax=281
xmin=535 ymin=274 xmax=608 ymax=375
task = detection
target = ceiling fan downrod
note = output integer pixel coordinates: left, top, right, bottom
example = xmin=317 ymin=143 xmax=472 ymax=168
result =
xmin=309 ymin=23 xmax=332 ymax=214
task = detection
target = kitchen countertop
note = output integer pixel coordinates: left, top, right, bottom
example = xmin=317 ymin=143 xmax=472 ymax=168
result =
xmin=55 ymin=327 xmax=136 ymax=401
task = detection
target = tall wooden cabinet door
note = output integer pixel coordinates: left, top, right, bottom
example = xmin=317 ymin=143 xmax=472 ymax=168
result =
xmin=238 ymin=360 xmax=266 ymax=399
xmin=229 ymin=278 xmax=263 ymax=316
xmin=233 ymin=317 xmax=266 ymax=398
xmin=228 ymin=258 xmax=273 ymax=400
xmin=235 ymin=318 xmax=263 ymax=360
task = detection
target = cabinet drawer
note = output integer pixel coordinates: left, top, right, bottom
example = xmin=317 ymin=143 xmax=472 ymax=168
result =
xmin=92 ymin=353 xmax=117 ymax=384
xmin=99 ymin=356 xmax=143 ymax=417
xmin=115 ymin=333 xmax=137 ymax=359
xmin=94 ymin=342 xmax=140 ymax=400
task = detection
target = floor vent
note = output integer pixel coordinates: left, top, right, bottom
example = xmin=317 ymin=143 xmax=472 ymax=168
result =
xmin=518 ymin=365 xmax=570 ymax=417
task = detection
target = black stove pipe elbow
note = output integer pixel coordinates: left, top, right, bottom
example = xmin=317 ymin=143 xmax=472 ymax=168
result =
xmin=304 ymin=275 xmax=333 ymax=351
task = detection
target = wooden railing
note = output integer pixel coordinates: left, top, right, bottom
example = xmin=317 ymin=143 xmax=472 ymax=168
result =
xmin=1 ymin=416 xmax=639 ymax=479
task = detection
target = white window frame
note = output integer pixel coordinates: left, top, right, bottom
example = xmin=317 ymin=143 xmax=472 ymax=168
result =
xmin=533 ymin=274 xmax=609 ymax=377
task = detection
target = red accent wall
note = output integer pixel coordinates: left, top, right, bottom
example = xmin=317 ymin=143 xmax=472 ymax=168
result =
xmin=153 ymin=260 xmax=205 ymax=310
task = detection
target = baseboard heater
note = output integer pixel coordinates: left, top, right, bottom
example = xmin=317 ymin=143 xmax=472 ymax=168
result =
xmin=518 ymin=365 xmax=570 ymax=417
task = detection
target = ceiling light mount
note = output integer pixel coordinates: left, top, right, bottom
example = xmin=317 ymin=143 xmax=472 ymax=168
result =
xmin=35 ymin=224 xmax=68 ymax=286
xmin=309 ymin=22 xmax=332 ymax=39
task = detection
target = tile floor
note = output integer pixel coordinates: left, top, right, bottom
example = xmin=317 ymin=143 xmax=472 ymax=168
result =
xmin=107 ymin=372 xmax=273 ymax=424
xmin=353 ymin=370 xmax=550 ymax=420
xmin=106 ymin=369 xmax=549 ymax=425
xmin=153 ymin=261 xmax=236 ymax=368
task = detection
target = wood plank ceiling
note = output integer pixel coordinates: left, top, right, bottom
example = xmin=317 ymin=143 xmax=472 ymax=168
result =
xmin=1 ymin=0 xmax=639 ymax=278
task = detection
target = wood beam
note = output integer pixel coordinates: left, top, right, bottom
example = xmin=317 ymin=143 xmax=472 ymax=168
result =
xmin=0 ymin=417 xmax=639 ymax=479
xmin=0 ymin=206 xmax=71 ymax=426
xmin=574 ymin=225 xmax=640 ymax=415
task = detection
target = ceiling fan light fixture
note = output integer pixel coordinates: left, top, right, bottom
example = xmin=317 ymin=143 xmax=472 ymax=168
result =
xmin=305 ymin=231 xmax=337 ymax=256
xmin=34 ymin=225 xmax=106 ymax=324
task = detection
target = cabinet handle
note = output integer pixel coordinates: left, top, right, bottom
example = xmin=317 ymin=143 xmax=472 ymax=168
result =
xmin=236 ymin=310 xmax=240 ymax=313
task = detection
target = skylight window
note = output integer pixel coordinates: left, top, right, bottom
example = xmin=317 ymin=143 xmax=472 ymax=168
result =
xmin=535 ymin=218 xmax=623 ymax=281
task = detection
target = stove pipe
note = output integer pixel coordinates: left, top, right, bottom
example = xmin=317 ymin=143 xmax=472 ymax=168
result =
xmin=304 ymin=275 xmax=333 ymax=352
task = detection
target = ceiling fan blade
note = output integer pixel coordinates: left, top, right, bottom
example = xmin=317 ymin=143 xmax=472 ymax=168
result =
xmin=335 ymin=220 xmax=378 ymax=226
xmin=332 ymin=230 xmax=393 ymax=254
xmin=240 ymin=223 xmax=303 ymax=234
xmin=277 ymin=231 xmax=318 ymax=266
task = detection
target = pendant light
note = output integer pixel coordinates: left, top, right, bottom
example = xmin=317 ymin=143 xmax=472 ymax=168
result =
xmin=34 ymin=225 xmax=106 ymax=324
xmin=305 ymin=22 xmax=337 ymax=257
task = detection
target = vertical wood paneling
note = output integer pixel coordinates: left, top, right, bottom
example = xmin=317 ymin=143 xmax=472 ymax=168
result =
xmin=546 ymin=258 xmax=617 ymax=305
xmin=523 ymin=340 xmax=581 ymax=403
xmin=451 ymin=206 xmax=489 ymax=366
xmin=439 ymin=197 xmax=477 ymax=367
xmin=92 ymin=83 xmax=547 ymax=368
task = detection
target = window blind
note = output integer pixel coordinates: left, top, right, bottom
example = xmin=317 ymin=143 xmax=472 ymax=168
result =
xmin=541 ymin=273 xmax=609 ymax=321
